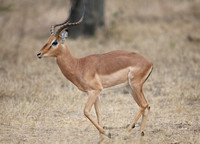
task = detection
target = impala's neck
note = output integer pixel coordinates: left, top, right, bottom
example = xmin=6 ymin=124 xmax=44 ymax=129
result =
xmin=56 ymin=44 xmax=78 ymax=80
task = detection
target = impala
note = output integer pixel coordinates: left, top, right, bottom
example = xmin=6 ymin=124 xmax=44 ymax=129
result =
xmin=37 ymin=7 xmax=153 ymax=140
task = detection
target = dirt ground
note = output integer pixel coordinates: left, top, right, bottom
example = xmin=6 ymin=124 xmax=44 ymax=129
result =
xmin=0 ymin=0 xmax=200 ymax=143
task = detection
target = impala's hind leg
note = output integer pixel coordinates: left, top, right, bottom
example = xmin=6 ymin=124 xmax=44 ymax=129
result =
xmin=140 ymin=105 xmax=150 ymax=136
xmin=127 ymin=84 xmax=150 ymax=135
xmin=127 ymin=67 xmax=152 ymax=136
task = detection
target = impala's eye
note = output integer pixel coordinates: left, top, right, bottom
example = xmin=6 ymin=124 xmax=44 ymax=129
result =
xmin=52 ymin=40 xmax=58 ymax=46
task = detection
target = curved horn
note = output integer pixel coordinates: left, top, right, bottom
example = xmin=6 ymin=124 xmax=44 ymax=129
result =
xmin=55 ymin=6 xmax=85 ymax=38
xmin=50 ymin=8 xmax=72 ymax=36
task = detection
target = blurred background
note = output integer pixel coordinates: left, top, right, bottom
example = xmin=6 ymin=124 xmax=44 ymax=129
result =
xmin=0 ymin=0 xmax=200 ymax=143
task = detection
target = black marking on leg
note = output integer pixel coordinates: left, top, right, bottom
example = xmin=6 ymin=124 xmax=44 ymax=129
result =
xmin=148 ymin=106 xmax=151 ymax=110
xmin=144 ymin=66 xmax=153 ymax=83
xmin=141 ymin=131 xmax=144 ymax=136
xmin=132 ymin=123 xmax=135 ymax=129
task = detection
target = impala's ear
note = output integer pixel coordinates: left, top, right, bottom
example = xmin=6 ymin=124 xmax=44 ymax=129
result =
xmin=61 ymin=29 xmax=68 ymax=44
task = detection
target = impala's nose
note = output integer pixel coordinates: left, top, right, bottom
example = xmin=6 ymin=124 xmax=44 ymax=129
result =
xmin=37 ymin=53 xmax=42 ymax=59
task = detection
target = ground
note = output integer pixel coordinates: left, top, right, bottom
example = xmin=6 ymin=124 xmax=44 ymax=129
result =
xmin=0 ymin=0 xmax=200 ymax=143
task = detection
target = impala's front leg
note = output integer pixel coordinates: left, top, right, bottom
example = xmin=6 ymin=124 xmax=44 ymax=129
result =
xmin=84 ymin=90 xmax=111 ymax=138
xmin=94 ymin=97 xmax=104 ymax=141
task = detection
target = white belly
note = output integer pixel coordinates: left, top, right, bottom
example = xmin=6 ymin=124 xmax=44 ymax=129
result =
xmin=102 ymin=81 xmax=129 ymax=92
xmin=99 ymin=67 xmax=130 ymax=90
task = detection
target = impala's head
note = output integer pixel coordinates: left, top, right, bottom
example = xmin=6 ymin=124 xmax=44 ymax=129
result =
xmin=37 ymin=6 xmax=85 ymax=59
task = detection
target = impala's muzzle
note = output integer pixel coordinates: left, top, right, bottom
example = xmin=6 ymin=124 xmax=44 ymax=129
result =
xmin=37 ymin=53 xmax=42 ymax=59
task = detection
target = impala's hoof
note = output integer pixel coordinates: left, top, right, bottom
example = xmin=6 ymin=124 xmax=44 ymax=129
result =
xmin=126 ymin=123 xmax=135 ymax=129
xmin=141 ymin=131 xmax=144 ymax=136
xmin=105 ymin=131 xmax=112 ymax=138
xmin=132 ymin=123 xmax=135 ymax=129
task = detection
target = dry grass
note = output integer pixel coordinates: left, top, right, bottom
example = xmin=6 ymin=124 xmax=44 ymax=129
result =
xmin=0 ymin=0 xmax=200 ymax=143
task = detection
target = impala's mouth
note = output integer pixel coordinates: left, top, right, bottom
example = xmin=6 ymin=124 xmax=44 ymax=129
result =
xmin=37 ymin=53 xmax=43 ymax=59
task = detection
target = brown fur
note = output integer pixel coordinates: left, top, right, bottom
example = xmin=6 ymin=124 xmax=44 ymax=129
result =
xmin=38 ymin=36 xmax=153 ymax=139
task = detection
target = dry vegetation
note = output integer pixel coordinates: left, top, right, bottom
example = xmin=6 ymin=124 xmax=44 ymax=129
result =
xmin=0 ymin=0 xmax=200 ymax=143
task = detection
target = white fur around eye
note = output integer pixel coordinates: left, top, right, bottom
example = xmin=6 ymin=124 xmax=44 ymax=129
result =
xmin=51 ymin=40 xmax=59 ymax=47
